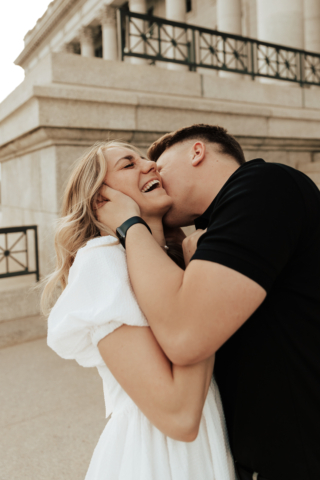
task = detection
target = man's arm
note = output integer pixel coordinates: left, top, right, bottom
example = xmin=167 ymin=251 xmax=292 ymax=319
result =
xmin=125 ymin=223 xmax=266 ymax=365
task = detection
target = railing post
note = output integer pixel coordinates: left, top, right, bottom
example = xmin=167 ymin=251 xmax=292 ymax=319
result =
xmin=190 ymin=29 xmax=196 ymax=71
xmin=118 ymin=8 xmax=124 ymax=61
xmin=299 ymin=51 xmax=304 ymax=87
xmin=34 ymin=226 xmax=40 ymax=282
xmin=251 ymin=41 xmax=255 ymax=80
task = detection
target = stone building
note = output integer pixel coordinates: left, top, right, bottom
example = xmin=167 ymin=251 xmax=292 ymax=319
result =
xmin=1 ymin=0 xmax=320 ymax=288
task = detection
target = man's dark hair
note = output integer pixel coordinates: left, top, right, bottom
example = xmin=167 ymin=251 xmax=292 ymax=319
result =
xmin=147 ymin=124 xmax=246 ymax=166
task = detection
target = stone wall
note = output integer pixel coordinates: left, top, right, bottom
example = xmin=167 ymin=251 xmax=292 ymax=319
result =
xmin=1 ymin=52 xmax=320 ymax=276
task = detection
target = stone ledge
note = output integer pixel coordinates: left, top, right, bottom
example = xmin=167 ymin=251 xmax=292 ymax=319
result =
xmin=0 ymin=281 xmax=41 ymax=322
xmin=0 ymin=314 xmax=47 ymax=349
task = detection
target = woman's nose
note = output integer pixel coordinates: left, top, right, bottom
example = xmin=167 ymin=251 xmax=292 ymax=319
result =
xmin=141 ymin=158 xmax=157 ymax=173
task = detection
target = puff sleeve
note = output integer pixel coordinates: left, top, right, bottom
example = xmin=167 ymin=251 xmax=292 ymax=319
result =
xmin=47 ymin=236 xmax=148 ymax=368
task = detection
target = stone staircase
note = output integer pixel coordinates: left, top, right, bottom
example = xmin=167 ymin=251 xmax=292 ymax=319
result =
xmin=0 ymin=275 xmax=46 ymax=349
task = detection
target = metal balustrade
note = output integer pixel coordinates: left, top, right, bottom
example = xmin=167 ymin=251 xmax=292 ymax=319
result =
xmin=120 ymin=10 xmax=320 ymax=86
xmin=0 ymin=226 xmax=39 ymax=281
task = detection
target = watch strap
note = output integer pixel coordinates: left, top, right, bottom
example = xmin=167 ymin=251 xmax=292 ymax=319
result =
xmin=116 ymin=216 xmax=152 ymax=249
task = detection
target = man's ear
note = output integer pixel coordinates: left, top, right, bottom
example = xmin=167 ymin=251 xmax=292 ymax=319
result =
xmin=191 ymin=141 xmax=206 ymax=166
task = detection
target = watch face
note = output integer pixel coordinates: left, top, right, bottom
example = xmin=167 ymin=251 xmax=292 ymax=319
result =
xmin=116 ymin=227 xmax=126 ymax=248
xmin=117 ymin=227 xmax=125 ymax=239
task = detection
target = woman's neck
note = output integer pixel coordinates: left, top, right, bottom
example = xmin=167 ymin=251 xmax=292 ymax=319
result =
xmin=142 ymin=216 xmax=166 ymax=248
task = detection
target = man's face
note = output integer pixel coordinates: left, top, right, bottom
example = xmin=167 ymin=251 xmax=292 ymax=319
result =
xmin=156 ymin=142 xmax=199 ymax=227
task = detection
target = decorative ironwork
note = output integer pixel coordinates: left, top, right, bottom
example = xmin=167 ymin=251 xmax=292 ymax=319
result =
xmin=120 ymin=9 xmax=320 ymax=87
xmin=0 ymin=226 xmax=39 ymax=281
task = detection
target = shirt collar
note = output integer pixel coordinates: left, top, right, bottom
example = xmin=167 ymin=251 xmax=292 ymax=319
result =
xmin=194 ymin=202 xmax=213 ymax=230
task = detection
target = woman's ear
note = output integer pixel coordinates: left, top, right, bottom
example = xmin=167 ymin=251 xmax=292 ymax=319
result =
xmin=191 ymin=141 xmax=206 ymax=166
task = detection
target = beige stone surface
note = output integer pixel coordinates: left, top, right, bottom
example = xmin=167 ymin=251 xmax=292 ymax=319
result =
xmin=0 ymin=283 xmax=41 ymax=322
xmin=0 ymin=338 xmax=106 ymax=480
xmin=0 ymin=314 xmax=47 ymax=349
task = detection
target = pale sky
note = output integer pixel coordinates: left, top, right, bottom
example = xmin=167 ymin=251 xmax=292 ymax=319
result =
xmin=0 ymin=0 xmax=53 ymax=103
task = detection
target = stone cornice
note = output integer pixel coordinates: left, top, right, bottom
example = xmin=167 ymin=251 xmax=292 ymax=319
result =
xmin=15 ymin=0 xmax=80 ymax=68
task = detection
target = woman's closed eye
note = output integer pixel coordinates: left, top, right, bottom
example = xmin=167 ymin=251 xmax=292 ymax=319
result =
xmin=123 ymin=163 xmax=134 ymax=169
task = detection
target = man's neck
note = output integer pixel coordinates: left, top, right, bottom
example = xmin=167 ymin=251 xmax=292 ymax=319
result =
xmin=196 ymin=161 xmax=240 ymax=217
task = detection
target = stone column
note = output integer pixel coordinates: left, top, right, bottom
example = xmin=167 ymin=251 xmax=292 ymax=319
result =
xmin=129 ymin=0 xmax=147 ymax=64
xmin=304 ymin=0 xmax=320 ymax=52
xmin=216 ymin=0 xmax=242 ymax=78
xmin=165 ymin=0 xmax=188 ymax=71
xmin=216 ymin=0 xmax=242 ymax=34
xmin=101 ymin=5 xmax=118 ymax=61
xmin=80 ymin=26 xmax=95 ymax=57
xmin=257 ymin=0 xmax=304 ymax=49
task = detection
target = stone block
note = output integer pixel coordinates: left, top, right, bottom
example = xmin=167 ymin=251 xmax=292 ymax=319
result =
xmin=202 ymin=74 xmax=303 ymax=108
xmin=136 ymin=106 xmax=268 ymax=137
xmin=50 ymin=52 xmax=202 ymax=98
xmin=304 ymin=88 xmax=320 ymax=110
xmin=1 ymin=150 xmax=42 ymax=211
xmin=288 ymin=151 xmax=312 ymax=168
xmin=0 ymin=315 xmax=47 ymax=349
xmin=0 ymin=98 xmax=39 ymax=146
xmin=0 ymin=285 xmax=41 ymax=322
xmin=38 ymin=97 xmax=137 ymax=131
xmin=268 ymin=118 xmax=320 ymax=139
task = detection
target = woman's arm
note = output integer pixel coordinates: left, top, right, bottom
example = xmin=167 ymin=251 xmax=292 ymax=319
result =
xmin=98 ymin=325 xmax=214 ymax=442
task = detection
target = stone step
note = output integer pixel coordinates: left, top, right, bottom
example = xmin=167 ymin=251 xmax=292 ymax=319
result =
xmin=0 ymin=314 xmax=47 ymax=349
xmin=0 ymin=275 xmax=41 ymax=322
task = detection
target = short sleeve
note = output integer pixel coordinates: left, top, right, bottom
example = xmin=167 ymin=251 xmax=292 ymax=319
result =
xmin=192 ymin=163 xmax=304 ymax=292
xmin=47 ymin=237 xmax=148 ymax=368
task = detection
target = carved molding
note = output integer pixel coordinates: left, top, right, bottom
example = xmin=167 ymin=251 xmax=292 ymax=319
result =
xmin=79 ymin=26 xmax=95 ymax=43
xmin=100 ymin=5 xmax=117 ymax=27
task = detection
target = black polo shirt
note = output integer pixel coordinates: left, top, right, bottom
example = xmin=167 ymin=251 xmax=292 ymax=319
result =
xmin=192 ymin=159 xmax=320 ymax=480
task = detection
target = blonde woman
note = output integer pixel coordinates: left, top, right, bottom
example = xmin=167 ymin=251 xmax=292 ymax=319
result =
xmin=45 ymin=141 xmax=236 ymax=480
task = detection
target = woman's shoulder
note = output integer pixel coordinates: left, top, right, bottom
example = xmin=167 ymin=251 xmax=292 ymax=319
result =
xmin=79 ymin=235 xmax=123 ymax=254
xmin=67 ymin=235 xmax=127 ymax=286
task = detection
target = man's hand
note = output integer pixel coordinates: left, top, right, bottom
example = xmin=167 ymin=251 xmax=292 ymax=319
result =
xmin=164 ymin=225 xmax=186 ymax=247
xmin=182 ymin=229 xmax=207 ymax=267
xmin=96 ymin=185 xmax=140 ymax=233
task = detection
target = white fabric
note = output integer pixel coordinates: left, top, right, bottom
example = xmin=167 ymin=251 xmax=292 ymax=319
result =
xmin=48 ymin=236 xmax=236 ymax=480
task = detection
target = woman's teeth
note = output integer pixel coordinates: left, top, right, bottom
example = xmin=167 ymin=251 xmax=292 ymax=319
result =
xmin=141 ymin=180 xmax=160 ymax=193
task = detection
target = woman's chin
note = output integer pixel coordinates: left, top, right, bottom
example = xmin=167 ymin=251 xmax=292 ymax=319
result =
xmin=140 ymin=196 xmax=173 ymax=219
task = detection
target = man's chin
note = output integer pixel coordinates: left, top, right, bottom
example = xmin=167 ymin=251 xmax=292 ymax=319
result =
xmin=162 ymin=209 xmax=192 ymax=229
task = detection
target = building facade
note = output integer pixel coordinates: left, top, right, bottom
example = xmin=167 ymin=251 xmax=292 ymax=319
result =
xmin=1 ymin=0 xmax=320 ymax=280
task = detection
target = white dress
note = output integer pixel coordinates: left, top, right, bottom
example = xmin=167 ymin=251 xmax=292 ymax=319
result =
xmin=47 ymin=236 xmax=236 ymax=480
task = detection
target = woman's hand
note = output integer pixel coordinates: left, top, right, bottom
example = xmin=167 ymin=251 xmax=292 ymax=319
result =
xmin=96 ymin=185 xmax=140 ymax=233
xmin=182 ymin=229 xmax=207 ymax=267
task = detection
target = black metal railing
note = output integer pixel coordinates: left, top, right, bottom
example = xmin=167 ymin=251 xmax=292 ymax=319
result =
xmin=120 ymin=10 xmax=320 ymax=86
xmin=0 ymin=225 xmax=39 ymax=281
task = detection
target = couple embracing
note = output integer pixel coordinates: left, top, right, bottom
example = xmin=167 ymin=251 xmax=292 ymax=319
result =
xmin=45 ymin=124 xmax=320 ymax=480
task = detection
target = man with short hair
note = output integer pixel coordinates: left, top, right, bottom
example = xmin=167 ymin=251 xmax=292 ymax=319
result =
xmin=98 ymin=124 xmax=320 ymax=480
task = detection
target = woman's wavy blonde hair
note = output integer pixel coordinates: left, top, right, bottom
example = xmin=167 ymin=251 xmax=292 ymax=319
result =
xmin=41 ymin=140 xmax=143 ymax=314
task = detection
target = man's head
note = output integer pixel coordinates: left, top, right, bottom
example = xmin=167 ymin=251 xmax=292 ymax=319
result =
xmin=148 ymin=124 xmax=246 ymax=228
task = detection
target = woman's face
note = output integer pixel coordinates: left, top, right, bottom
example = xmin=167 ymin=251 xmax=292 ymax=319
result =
xmin=102 ymin=146 xmax=173 ymax=218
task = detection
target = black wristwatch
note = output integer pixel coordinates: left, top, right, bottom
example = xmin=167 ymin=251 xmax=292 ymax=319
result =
xmin=116 ymin=216 xmax=152 ymax=249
